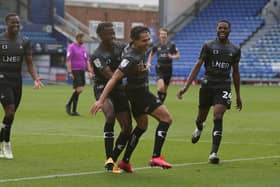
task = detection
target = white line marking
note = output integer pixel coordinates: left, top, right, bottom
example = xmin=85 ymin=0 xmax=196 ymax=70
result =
xmin=168 ymin=138 xmax=280 ymax=146
xmin=0 ymin=155 xmax=279 ymax=183
xmin=17 ymin=133 xmax=280 ymax=146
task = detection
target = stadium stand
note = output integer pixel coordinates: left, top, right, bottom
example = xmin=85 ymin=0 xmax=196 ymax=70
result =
xmin=240 ymin=24 xmax=280 ymax=81
xmin=149 ymin=0 xmax=270 ymax=83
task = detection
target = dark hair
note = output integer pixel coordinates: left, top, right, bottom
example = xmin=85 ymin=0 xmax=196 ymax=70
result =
xmin=130 ymin=26 xmax=150 ymax=41
xmin=217 ymin=19 xmax=231 ymax=29
xmin=75 ymin=32 xmax=84 ymax=39
xmin=96 ymin=22 xmax=113 ymax=35
xmin=158 ymin=27 xmax=168 ymax=34
xmin=5 ymin=13 xmax=18 ymax=23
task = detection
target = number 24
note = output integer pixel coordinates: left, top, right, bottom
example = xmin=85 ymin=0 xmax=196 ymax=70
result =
xmin=222 ymin=91 xmax=232 ymax=99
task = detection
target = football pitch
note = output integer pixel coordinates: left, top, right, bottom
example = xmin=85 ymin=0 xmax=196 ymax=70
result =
xmin=0 ymin=85 xmax=279 ymax=187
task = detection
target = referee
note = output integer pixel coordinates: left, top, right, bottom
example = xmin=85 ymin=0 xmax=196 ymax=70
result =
xmin=66 ymin=32 xmax=92 ymax=116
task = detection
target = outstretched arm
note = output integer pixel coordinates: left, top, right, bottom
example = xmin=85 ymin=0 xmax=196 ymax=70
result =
xmin=232 ymin=63 xmax=242 ymax=111
xmin=90 ymin=69 xmax=124 ymax=115
xmin=177 ymin=59 xmax=203 ymax=99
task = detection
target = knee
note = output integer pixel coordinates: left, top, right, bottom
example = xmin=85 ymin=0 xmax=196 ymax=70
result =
xmin=162 ymin=114 xmax=172 ymax=125
xmin=76 ymin=87 xmax=83 ymax=94
xmin=5 ymin=106 xmax=15 ymax=117
xmin=105 ymin=113 xmax=115 ymax=123
xmin=121 ymin=125 xmax=132 ymax=137
xmin=213 ymin=113 xmax=223 ymax=120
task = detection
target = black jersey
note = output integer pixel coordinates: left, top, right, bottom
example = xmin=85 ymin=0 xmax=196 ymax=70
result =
xmin=151 ymin=41 xmax=178 ymax=67
xmin=199 ymin=39 xmax=241 ymax=87
xmin=91 ymin=41 xmax=126 ymax=86
xmin=0 ymin=32 xmax=32 ymax=85
xmin=118 ymin=45 xmax=149 ymax=91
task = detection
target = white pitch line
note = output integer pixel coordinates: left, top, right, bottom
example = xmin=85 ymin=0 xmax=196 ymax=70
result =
xmin=168 ymin=138 xmax=280 ymax=146
xmin=16 ymin=133 xmax=280 ymax=146
xmin=0 ymin=155 xmax=279 ymax=183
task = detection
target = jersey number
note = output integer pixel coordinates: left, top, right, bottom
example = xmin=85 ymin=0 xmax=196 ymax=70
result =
xmin=222 ymin=91 xmax=232 ymax=99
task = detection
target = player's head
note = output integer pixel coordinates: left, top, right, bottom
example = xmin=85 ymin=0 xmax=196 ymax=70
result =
xmin=5 ymin=13 xmax=20 ymax=36
xmin=130 ymin=26 xmax=151 ymax=51
xmin=96 ymin=22 xmax=115 ymax=44
xmin=158 ymin=28 xmax=168 ymax=42
xmin=75 ymin=32 xmax=84 ymax=45
xmin=216 ymin=19 xmax=231 ymax=41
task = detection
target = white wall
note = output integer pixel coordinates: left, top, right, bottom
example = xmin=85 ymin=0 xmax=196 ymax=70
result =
xmin=165 ymin=0 xmax=197 ymax=25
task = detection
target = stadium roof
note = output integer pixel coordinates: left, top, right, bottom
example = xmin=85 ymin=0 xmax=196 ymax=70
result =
xmin=65 ymin=0 xmax=159 ymax=11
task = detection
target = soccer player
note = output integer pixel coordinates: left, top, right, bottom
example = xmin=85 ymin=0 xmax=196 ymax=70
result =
xmin=65 ymin=32 xmax=92 ymax=116
xmin=146 ymin=28 xmax=180 ymax=103
xmin=91 ymin=26 xmax=173 ymax=173
xmin=177 ymin=19 xmax=242 ymax=164
xmin=0 ymin=13 xmax=43 ymax=159
xmin=90 ymin=22 xmax=132 ymax=173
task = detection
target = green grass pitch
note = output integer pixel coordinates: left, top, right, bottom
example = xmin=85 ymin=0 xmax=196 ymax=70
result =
xmin=0 ymin=85 xmax=279 ymax=187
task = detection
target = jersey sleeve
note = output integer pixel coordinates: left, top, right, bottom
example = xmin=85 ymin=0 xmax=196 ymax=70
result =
xmin=66 ymin=45 xmax=73 ymax=61
xmin=118 ymin=58 xmax=133 ymax=76
xmin=233 ymin=48 xmax=241 ymax=64
xmin=151 ymin=44 xmax=157 ymax=54
xmin=170 ymin=43 xmax=179 ymax=54
xmin=90 ymin=55 xmax=107 ymax=71
xmin=198 ymin=43 xmax=208 ymax=61
xmin=84 ymin=51 xmax=89 ymax=62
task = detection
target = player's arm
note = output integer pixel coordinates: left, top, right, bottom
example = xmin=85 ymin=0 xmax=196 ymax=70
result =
xmin=66 ymin=59 xmax=74 ymax=80
xmin=169 ymin=50 xmax=180 ymax=59
xmin=146 ymin=50 xmax=154 ymax=70
xmin=25 ymin=54 xmax=43 ymax=89
xmin=177 ymin=59 xmax=203 ymax=99
xmin=168 ymin=44 xmax=180 ymax=59
xmin=146 ymin=45 xmax=157 ymax=70
xmin=90 ymin=69 xmax=124 ymax=115
xmin=66 ymin=46 xmax=74 ymax=80
xmin=87 ymin=60 xmax=94 ymax=78
xmin=232 ymin=62 xmax=242 ymax=111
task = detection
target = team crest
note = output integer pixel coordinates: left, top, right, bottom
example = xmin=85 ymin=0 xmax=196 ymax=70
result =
xmin=213 ymin=50 xmax=219 ymax=54
xmin=1 ymin=44 xmax=8 ymax=49
xmin=94 ymin=58 xmax=102 ymax=68
xmin=120 ymin=59 xmax=129 ymax=67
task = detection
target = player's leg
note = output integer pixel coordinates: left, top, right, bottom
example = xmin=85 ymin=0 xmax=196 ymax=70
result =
xmin=156 ymin=66 xmax=168 ymax=103
xmin=68 ymin=71 xmax=85 ymax=115
xmin=191 ymin=107 xmax=210 ymax=144
xmin=209 ymin=88 xmax=231 ymax=164
xmin=192 ymin=87 xmax=212 ymax=143
xmin=118 ymin=114 xmax=147 ymax=173
xmin=0 ymin=86 xmax=19 ymax=159
xmin=157 ymin=78 xmax=167 ymax=103
xmin=66 ymin=79 xmax=77 ymax=115
xmin=149 ymin=104 xmax=173 ymax=169
xmin=102 ymin=98 xmax=116 ymax=170
xmin=71 ymin=86 xmax=83 ymax=115
xmin=113 ymin=110 xmax=132 ymax=162
xmin=209 ymin=104 xmax=227 ymax=164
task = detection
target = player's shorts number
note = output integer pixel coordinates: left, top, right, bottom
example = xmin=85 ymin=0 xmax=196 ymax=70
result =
xmin=222 ymin=90 xmax=232 ymax=100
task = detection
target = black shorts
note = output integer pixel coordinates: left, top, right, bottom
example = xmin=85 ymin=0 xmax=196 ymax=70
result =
xmin=72 ymin=70 xmax=85 ymax=88
xmin=0 ymin=84 xmax=22 ymax=110
xmin=199 ymin=86 xmax=232 ymax=109
xmin=155 ymin=64 xmax=172 ymax=86
xmin=94 ymin=84 xmax=130 ymax=113
xmin=127 ymin=88 xmax=162 ymax=117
